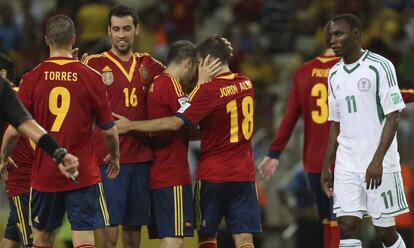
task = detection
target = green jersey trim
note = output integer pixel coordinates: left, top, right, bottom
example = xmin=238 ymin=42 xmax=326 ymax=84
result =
xmin=343 ymin=63 xmax=360 ymax=74
xmin=366 ymin=53 xmax=397 ymax=87
xmin=369 ymin=65 xmax=385 ymax=124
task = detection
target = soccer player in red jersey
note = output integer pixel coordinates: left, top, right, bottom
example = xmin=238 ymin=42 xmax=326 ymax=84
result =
xmin=0 ymin=53 xmax=34 ymax=248
xmin=258 ymin=48 xmax=341 ymax=248
xmin=83 ymin=5 xmax=164 ymax=248
xmin=1 ymin=15 xmax=120 ymax=248
xmin=144 ymin=40 xmax=198 ymax=248
xmin=115 ymin=35 xmax=260 ymax=248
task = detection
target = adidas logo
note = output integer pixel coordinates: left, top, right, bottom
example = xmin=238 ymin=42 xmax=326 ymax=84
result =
xmin=102 ymin=66 xmax=112 ymax=72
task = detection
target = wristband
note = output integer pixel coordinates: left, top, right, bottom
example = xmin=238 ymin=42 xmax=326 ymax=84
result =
xmin=38 ymin=133 xmax=61 ymax=159
xmin=267 ymin=150 xmax=281 ymax=159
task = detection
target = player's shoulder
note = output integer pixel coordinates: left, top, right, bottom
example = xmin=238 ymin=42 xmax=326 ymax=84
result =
xmin=134 ymin=52 xmax=164 ymax=66
xmin=362 ymin=50 xmax=394 ymax=68
xmin=83 ymin=53 xmax=106 ymax=64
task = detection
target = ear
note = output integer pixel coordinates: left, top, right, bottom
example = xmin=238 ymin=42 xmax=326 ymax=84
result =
xmin=0 ymin=69 xmax=7 ymax=79
xmin=353 ymin=28 xmax=361 ymax=39
xmin=135 ymin=24 xmax=140 ymax=36
xmin=107 ymin=25 xmax=111 ymax=36
xmin=184 ymin=57 xmax=192 ymax=68
xmin=44 ymin=35 xmax=49 ymax=46
xmin=70 ymin=35 xmax=76 ymax=46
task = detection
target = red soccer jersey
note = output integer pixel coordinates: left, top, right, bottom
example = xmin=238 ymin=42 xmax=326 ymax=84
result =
xmin=7 ymin=137 xmax=34 ymax=197
xmin=18 ymin=57 xmax=114 ymax=192
xmin=6 ymin=87 xmax=34 ymax=197
xmin=147 ymin=73 xmax=191 ymax=189
xmin=84 ymin=51 xmax=164 ymax=164
xmin=176 ymin=72 xmax=256 ymax=182
xmin=401 ymin=88 xmax=414 ymax=103
xmin=268 ymin=56 xmax=340 ymax=173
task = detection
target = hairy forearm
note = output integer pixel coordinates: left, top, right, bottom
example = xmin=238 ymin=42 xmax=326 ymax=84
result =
xmin=102 ymin=127 xmax=120 ymax=158
xmin=322 ymin=122 xmax=340 ymax=170
xmin=127 ymin=116 xmax=184 ymax=133
xmin=372 ymin=111 xmax=400 ymax=162
xmin=1 ymin=126 xmax=20 ymax=161
xmin=16 ymin=119 xmax=47 ymax=143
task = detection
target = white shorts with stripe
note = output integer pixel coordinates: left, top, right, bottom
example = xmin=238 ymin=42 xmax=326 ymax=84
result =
xmin=333 ymin=170 xmax=409 ymax=219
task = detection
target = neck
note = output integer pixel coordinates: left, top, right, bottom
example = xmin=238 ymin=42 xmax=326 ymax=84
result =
xmin=343 ymin=47 xmax=364 ymax=64
xmin=110 ymin=48 xmax=132 ymax=61
xmin=164 ymin=64 xmax=182 ymax=81
xmin=216 ymin=65 xmax=231 ymax=75
xmin=323 ymin=48 xmax=335 ymax=56
xmin=50 ymin=47 xmax=73 ymax=58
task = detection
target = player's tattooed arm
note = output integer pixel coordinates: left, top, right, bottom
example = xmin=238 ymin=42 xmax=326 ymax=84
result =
xmin=366 ymin=110 xmax=400 ymax=190
xmin=102 ymin=126 xmax=120 ymax=179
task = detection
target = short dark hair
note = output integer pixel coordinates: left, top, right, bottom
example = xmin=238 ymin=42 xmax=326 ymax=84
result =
xmin=197 ymin=35 xmax=232 ymax=64
xmin=332 ymin=14 xmax=362 ymax=32
xmin=166 ymin=40 xmax=197 ymax=65
xmin=0 ymin=53 xmax=15 ymax=82
xmin=46 ymin=15 xmax=75 ymax=48
xmin=108 ymin=5 xmax=139 ymax=27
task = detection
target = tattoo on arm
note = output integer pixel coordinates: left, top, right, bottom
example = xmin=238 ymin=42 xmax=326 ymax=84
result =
xmin=107 ymin=136 xmax=119 ymax=158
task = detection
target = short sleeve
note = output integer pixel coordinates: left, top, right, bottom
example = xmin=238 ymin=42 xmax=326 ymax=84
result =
xmin=175 ymin=84 xmax=214 ymax=127
xmin=378 ymin=60 xmax=405 ymax=115
xmin=86 ymin=70 xmax=114 ymax=129
xmin=327 ymin=71 xmax=340 ymax=122
xmin=0 ymin=79 xmax=32 ymax=128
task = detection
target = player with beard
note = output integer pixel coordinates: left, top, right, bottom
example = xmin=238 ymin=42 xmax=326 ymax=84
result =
xmin=84 ymin=5 xmax=164 ymax=248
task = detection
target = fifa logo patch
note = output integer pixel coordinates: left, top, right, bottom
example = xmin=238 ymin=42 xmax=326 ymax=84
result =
xmin=102 ymin=66 xmax=114 ymax=85
xmin=357 ymin=78 xmax=371 ymax=92
xmin=391 ymin=92 xmax=402 ymax=105
xmin=178 ymin=97 xmax=187 ymax=107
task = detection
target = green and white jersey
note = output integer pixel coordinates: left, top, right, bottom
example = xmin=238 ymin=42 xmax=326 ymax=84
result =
xmin=328 ymin=50 xmax=405 ymax=173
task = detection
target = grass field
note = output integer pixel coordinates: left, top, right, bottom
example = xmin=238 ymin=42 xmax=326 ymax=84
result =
xmin=0 ymin=209 xmax=199 ymax=248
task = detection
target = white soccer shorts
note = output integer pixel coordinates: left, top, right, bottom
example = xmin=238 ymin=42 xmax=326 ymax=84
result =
xmin=333 ymin=170 xmax=409 ymax=219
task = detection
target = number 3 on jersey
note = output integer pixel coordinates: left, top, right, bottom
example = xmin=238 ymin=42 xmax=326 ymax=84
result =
xmin=311 ymin=83 xmax=328 ymax=124
xmin=226 ymin=96 xmax=254 ymax=143
xmin=48 ymin=86 xmax=71 ymax=132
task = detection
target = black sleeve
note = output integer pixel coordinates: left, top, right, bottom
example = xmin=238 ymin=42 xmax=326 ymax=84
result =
xmin=0 ymin=78 xmax=32 ymax=128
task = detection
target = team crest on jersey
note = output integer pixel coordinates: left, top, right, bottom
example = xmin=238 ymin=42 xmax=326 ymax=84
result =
xmin=357 ymin=78 xmax=371 ymax=92
xmin=102 ymin=66 xmax=114 ymax=85
xmin=139 ymin=66 xmax=150 ymax=84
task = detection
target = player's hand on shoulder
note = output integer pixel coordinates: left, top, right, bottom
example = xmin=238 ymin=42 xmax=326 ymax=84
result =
xmin=320 ymin=167 xmax=333 ymax=198
xmin=113 ymin=112 xmax=131 ymax=135
xmin=59 ymin=153 xmax=79 ymax=179
xmin=197 ymin=54 xmax=222 ymax=84
xmin=71 ymin=48 xmax=88 ymax=63
xmin=103 ymin=154 xmax=120 ymax=179
xmin=258 ymin=156 xmax=279 ymax=180
xmin=80 ymin=53 xmax=88 ymax=63
xmin=365 ymin=159 xmax=383 ymax=190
